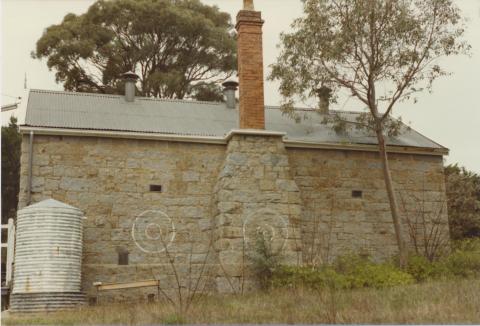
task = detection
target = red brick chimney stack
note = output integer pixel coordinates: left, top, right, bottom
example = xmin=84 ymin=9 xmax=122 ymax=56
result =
xmin=236 ymin=0 xmax=265 ymax=129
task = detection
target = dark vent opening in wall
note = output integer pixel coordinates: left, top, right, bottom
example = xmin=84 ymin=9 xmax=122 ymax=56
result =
xmin=88 ymin=297 xmax=97 ymax=306
xmin=118 ymin=251 xmax=129 ymax=265
xmin=352 ymin=190 xmax=363 ymax=198
xmin=147 ymin=293 xmax=155 ymax=303
xmin=150 ymin=185 xmax=163 ymax=192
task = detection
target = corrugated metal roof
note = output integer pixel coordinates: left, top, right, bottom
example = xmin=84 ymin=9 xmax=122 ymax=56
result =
xmin=24 ymin=89 xmax=445 ymax=150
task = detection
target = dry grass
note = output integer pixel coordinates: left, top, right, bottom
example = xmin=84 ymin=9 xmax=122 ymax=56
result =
xmin=3 ymin=279 xmax=480 ymax=325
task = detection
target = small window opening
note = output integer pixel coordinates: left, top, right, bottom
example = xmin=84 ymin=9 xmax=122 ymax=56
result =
xmin=149 ymin=184 xmax=163 ymax=192
xmin=118 ymin=251 xmax=129 ymax=265
xmin=352 ymin=190 xmax=363 ymax=198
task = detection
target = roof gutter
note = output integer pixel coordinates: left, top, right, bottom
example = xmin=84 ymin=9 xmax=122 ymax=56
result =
xmin=19 ymin=126 xmax=227 ymax=145
xmin=284 ymin=139 xmax=449 ymax=156
xmin=19 ymin=126 xmax=448 ymax=156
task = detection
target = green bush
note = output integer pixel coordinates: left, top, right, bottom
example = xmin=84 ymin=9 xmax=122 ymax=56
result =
xmin=405 ymin=255 xmax=450 ymax=282
xmin=445 ymin=249 xmax=480 ymax=278
xmin=405 ymin=239 xmax=480 ymax=281
xmin=272 ymin=265 xmax=348 ymax=290
xmin=333 ymin=255 xmax=414 ymax=289
xmin=451 ymin=237 xmax=480 ymax=252
xmin=248 ymin=233 xmax=282 ymax=290
xmin=270 ymin=239 xmax=480 ymax=291
xmin=348 ymin=262 xmax=414 ymax=288
xmin=272 ymin=255 xmax=414 ymax=290
xmin=405 ymin=255 xmax=432 ymax=282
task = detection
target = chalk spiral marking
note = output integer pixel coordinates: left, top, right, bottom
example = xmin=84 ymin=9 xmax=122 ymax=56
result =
xmin=242 ymin=208 xmax=288 ymax=251
xmin=132 ymin=210 xmax=176 ymax=253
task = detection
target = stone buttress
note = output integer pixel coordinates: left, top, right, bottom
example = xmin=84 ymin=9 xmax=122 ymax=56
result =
xmin=212 ymin=132 xmax=303 ymax=292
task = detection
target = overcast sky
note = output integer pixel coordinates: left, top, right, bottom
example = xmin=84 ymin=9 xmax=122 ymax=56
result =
xmin=1 ymin=0 xmax=479 ymax=172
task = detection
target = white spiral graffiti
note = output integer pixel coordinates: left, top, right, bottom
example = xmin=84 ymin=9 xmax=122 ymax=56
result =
xmin=242 ymin=208 xmax=288 ymax=251
xmin=132 ymin=210 xmax=176 ymax=253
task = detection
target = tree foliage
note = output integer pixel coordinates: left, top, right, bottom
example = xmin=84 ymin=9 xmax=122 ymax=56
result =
xmin=1 ymin=117 xmax=21 ymax=224
xmin=33 ymin=0 xmax=237 ymax=100
xmin=269 ymin=0 xmax=470 ymax=267
xmin=445 ymin=164 xmax=480 ymax=240
xmin=270 ymin=0 xmax=469 ymax=114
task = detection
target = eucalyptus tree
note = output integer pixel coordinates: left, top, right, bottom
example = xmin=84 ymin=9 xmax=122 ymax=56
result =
xmin=33 ymin=0 xmax=237 ymax=100
xmin=270 ymin=0 xmax=470 ymax=266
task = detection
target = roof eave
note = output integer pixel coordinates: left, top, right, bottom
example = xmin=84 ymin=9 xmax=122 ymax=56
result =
xmin=19 ymin=126 xmax=448 ymax=156
xmin=284 ymin=139 xmax=449 ymax=156
xmin=19 ymin=126 xmax=227 ymax=145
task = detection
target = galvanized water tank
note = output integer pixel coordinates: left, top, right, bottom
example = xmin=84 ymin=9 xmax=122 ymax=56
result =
xmin=10 ymin=199 xmax=86 ymax=312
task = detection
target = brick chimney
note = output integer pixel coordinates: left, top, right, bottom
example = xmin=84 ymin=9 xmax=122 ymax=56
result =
xmin=236 ymin=0 xmax=265 ymax=129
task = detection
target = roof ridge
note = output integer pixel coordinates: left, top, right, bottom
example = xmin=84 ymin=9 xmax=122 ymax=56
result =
xmin=30 ymin=90 xmax=367 ymax=112
xmin=29 ymin=89 xmax=224 ymax=106
xmin=265 ymin=105 xmax=365 ymax=115
xmin=30 ymin=89 xmax=121 ymax=99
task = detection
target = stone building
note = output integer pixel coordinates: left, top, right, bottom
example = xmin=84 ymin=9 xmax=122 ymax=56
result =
xmin=17 ymin=3 xmax=449 ymax=300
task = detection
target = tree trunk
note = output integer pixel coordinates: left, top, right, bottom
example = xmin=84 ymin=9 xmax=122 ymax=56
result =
xmin=375 ymin=127 xmax=408 ymax=268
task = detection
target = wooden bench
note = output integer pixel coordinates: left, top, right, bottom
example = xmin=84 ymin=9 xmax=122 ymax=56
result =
xmin=93 ymin=280 xmax=160 ymax=304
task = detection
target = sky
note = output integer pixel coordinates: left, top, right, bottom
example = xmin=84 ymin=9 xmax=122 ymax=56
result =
xmin=1 ymin=0 xmax=479 ymax=172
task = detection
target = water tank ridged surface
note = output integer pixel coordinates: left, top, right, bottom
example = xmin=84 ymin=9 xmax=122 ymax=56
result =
xmin=11 ymin=199 xmax=85 ymax=312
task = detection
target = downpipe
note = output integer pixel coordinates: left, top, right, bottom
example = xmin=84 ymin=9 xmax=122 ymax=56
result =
xmin=27 ymin=131 xmax=33 ymax=205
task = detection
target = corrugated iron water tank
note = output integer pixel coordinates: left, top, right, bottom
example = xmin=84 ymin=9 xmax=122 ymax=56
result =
xmin=10 ymin=199 xmax=86 ymax=312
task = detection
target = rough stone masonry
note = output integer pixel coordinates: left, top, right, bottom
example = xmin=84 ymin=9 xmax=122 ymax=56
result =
xmin=18 ymin=133 xmax=449 ymax=299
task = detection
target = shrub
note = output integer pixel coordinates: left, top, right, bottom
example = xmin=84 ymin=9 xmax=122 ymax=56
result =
xmin=248 ymin=233 xmax=282 ymax=290
xmin=272 ymin=265 xmax=348 ymax=290
xmin=404 ymin=238 xmax=480 ymax=281
xmin=452 ymin=237 xmax=480 ymax=252
xmin=270 ymin=239 xmax=480 ymax=292
xmin=272 ymin=255 xmax=414 ymax=290
xmin=333 ymin=255 xmax=414 ymax=289
xmin=405 ymin=255 xmax=450 ymax=282
xmin=444 ymin=240 xmax=480 ymax=278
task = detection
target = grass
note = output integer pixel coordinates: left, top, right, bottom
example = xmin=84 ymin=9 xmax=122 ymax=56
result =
xmin=3 ymin=279 xmax=480 ymax=325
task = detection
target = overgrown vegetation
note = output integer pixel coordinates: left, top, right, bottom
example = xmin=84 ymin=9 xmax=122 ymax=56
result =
xmin=248 ymin=230 xmax=480 ymax=292
xmin=3 ymin=280 xmax=479 ymax=325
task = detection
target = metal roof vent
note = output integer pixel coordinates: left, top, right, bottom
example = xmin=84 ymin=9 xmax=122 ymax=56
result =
xmin=122 ymin=71 xmax=139 ymax=102
xmin=222 ymin=80 xmax=239 ymax=109
xmin=316 ymin=86 xmax=332 ymax=114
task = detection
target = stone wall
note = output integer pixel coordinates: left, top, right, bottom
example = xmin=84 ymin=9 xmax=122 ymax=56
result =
xmin=287 ymin=148 xmax=449 ymax=263
xmin=17 ymin=133 xmax=449 ymax=301
xmin=18 ymin=135 xmax=226 ymax=301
